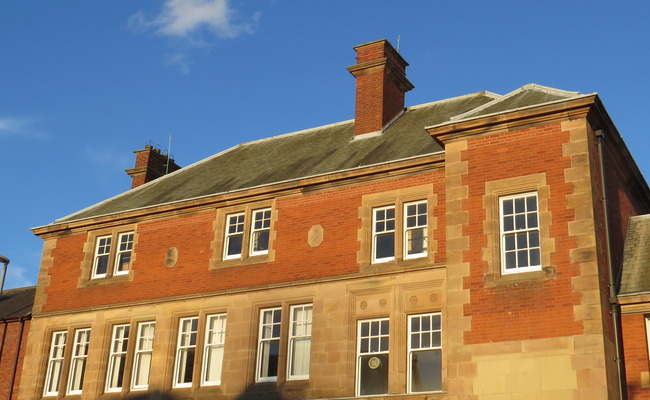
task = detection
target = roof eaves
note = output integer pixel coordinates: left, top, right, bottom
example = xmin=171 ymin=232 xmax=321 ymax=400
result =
xmin=38 ymin=150 xmax=445 ymax=228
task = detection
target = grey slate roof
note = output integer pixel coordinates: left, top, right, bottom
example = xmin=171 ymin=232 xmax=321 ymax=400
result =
xmin=619 ymin=215 xmax=650 ymax=295
xmin=53 ymin=84 xmax=586 ymax=225
xmin=0 ymin=286 xmax=35 ymax=320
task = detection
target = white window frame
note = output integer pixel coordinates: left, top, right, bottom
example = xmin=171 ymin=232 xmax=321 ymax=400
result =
xmin=287 ymin=304 xmax=312 ymax=380
xmin=250 ymin=208 xmax=272 ymax=256
xmin=403 ymin=200 xmax=428 ymax=259
xmin=372 ymin=206 xmax=396 ymax=263
xmin=106 ymin=324 xmax=130 ymax=392
xmin=131 ymin=321 xmax=155 ymax=391
xmin=173 ymin=317 xmax=199 ymax=388
xmin=67 ymin=328 xmax=91 ymax=395
xmin=43 ymin=331 xmax=67 ymax=397
xmin=114 ymin=232 xmax=134 ymax=276
xmin=201 ymin=313 xmax=227 ymax=386
xmin=92 ymin=235 xmax=112 ymax=279
xmin=224 ymin=212 xmax=245 ymax=260
xmin=407 ymin=313 xmax=442 ymax=393
xmin=356 ymin=318 xmax=390 ymax=396
xmin=256 ymin=307 xmax=282 ymax=382
xmin=500 ymin=192 xmax=541 ymax=274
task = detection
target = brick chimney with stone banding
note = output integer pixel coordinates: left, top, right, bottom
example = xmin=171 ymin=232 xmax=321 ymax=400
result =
xmin=347 ymin=39 xmax=414 ymax=137
xmin=125 ymin=144 xmax=181 ymax=189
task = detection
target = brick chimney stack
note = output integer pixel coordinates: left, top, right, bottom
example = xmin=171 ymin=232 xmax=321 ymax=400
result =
xmin=347 ymin=39 xmax=414 ymax=136
xmin=125 ymin=144 xmax=181 ymax=189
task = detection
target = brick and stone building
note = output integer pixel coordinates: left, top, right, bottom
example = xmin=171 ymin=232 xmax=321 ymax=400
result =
xmin=1 ymin=286 xmax=35 ymax=400
xmin=18 ymin=39 xmax=650 ymax=399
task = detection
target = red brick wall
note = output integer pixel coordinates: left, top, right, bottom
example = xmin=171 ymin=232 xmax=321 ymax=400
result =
xmin=622 ymin=314 xmax=650 ymax=399
xmin=0 ymin=319 xmax=30 ymax=400
xmin=462 ymin=123 xmax=583 ymax=344
xmin=42 ymin=172 xmax=445 ymax=312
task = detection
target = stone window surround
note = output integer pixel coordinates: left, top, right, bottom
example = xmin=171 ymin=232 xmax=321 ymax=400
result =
xmin=210 ymin=200 xmax=277 ymax=268
xmin=483 ymin=173 xmax=556 ymax=286
xmin=358 ymin=185 xmax=437 ymax=270
xmin=78 ymin=225 xmax=138 ymax=287
xmin=250 ymin=299 xmax=313 ymax=387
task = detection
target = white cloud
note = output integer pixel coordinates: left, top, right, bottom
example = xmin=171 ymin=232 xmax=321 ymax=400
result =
xmin=165 ymin=53 xmax=192 ymax=74
xmin=130 ymin=0 xmax=256 ymax=40
xmin=0 ymin=117 xmax=47 ymax=140
xmin=0 ymin=117 xmax=25 ymax=134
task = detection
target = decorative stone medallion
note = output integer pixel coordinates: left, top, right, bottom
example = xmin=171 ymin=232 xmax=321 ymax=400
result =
xmin=308 ymin=224 xmax=324 ymax=247
xmin=165 ymin=247 xmax=178 ymax=268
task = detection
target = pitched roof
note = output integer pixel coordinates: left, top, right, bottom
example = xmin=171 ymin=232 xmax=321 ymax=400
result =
xmin=0 ymin=286 xmax=35 ymax=320
xmin=619 ymin=214 xmax=650 ymax=295
xmin=51 ymin=84 xmax=585 ymax=225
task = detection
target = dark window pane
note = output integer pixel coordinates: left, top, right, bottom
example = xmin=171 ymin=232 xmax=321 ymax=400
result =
xmin=505 ymin=252 xmax=516 ymax=269
xmin=505 ymin=234 xmax=515 ymax=251
xmin=96 ymin=256 xmax=108 ymax=275
xmin=380 ymin=336 xmax=388 ymax=351
xmin=410 ymin=350 xmax=441 ymax=392
xmin=504 ymin=216 xmax=514 ymax=231
xmin=515 ymin=214 xmax=526 ymax=229
xmin=518 ymin=250 xmax=529 ymax=267
xmin=411 ymin=334 xmax=420 ymax=349
xmin=516 ymin=232 xmax=528 ymax=248
xmin=530 ymin=249 xmax=541 ymax=266
xmin=526 ymin=196 xmax=537 ymax=212
xmin=529 ymin=231 xmax=540 ymax=247
xmin=359 ymin=354 xmax=389 ymax=395
xmin=431 ymin=315 xmax=441 ymax=330
xmin=527 ymin=213 xmax=538 ymax=228
xmin=253 ymin=231 xmax=269 ymax=252
xmin=514 ymin=197 xmax=525 ymax=213
xmin=226 ymin=235 xmax=243 ymax=256
xmin=376 ymin=233 xmax=395 ymax=259
xmin=503 ymin=199 xmax=513 ymax=215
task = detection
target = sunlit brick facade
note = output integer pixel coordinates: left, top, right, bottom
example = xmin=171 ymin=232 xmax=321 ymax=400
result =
xmin=19 ymin=40 xmax=650 ymax=400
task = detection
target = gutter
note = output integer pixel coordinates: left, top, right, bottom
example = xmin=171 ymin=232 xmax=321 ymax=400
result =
xmin=596 ymin=129 xmax=625 ymax=399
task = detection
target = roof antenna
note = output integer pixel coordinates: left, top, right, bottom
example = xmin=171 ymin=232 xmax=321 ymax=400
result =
xmin=396 ymin=35 xmax=401 ymax=52
xmin=166 ymin=135 xmax=172 ymax=175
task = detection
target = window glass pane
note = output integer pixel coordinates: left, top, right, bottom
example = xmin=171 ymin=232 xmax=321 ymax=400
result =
xmin=359 ymin=354 xmax=389 ymax=395
xmin=174 ymin=317 xmax=199 ymax=387
xmin=251 ymin=208 xmax=271 ymax=254
xmin=514 ymin=197 xmax=525 ymax=213
xmin=410 ymin=350 xmax=442 ymax=392
xmin=375 ymin=233 xmax=395 ymax=259
xmin=530 ymin=248 xmax=541 ymax=266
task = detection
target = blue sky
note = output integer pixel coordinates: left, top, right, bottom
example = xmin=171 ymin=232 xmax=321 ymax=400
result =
xmin=2 ymin=1 xmax=650 ymax=289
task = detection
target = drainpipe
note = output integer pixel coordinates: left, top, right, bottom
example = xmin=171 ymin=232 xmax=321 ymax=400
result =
xmin=596 ymin=129 xmax=625 ymax=399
